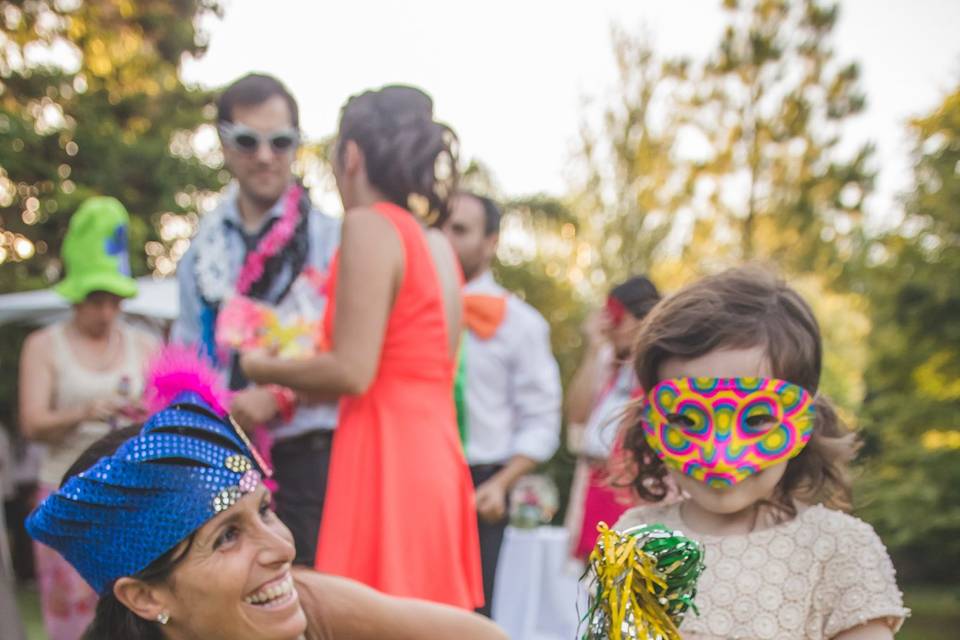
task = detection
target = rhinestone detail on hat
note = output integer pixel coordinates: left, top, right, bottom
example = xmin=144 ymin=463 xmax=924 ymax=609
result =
xmin=239 ymin=469 xmax=261 ymax=494
xmin=212 ymin=487 xmax=242 ymax=513
xmin=225 ymin=455 xmax=253 ymax=473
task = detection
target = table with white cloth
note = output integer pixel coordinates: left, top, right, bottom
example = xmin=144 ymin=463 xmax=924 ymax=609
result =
xmin=491 ymin=526 xmax=589 ymax=640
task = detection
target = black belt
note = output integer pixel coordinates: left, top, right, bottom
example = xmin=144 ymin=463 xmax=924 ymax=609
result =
xmin=272 ymin=430 xmax=334 ymax=455
xmin=470 ymin=463 xmax=505 ymax=475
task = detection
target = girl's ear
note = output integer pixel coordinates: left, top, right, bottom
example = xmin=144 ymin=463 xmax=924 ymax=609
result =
xmin=113 ymin=576 xmax=172 ymax=624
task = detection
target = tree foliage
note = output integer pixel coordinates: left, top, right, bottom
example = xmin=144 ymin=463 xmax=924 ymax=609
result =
xmin=678 ymin=0 xmax=873 ymax=276
xmin=857 ymin=86 xmax=960 ymax=581
xmin=572 ymin=31 xmax=684 ymax=286
xmin=575 ymin=0 xmax=874 ymax=283
xmin=0 ymin=0 xmax=225 ymax=291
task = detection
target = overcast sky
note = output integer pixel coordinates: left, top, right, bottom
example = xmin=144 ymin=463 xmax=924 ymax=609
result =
xmin=182 ymin=0 xmax=960 ymax=223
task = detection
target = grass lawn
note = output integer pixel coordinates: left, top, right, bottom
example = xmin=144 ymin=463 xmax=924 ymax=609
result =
xmin=15 ymin=581 xmax=960 ymax=638
xmin=898 ymin=584 xmax=960 ymax=640
xmin=16 ymin=586 xmax=43 ymax=640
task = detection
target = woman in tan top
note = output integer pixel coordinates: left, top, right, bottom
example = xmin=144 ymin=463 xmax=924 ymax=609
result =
xmin=19 ymin=197 xmax=157 ymax=640
xmin=611 ymin=267 xmax=907 ymax=640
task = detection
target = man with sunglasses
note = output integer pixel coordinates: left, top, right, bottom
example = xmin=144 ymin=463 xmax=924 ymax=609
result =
xmin=172 ymin=73 xmax=340 ymax=565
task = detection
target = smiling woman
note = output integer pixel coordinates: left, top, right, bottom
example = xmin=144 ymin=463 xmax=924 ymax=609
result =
xmin=24 ymin=357 xmax=506 ymax=640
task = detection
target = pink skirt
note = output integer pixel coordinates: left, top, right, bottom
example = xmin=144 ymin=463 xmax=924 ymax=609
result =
xmin=34 ymin=484 xmax=97 ymax=640
xmin=573 ymin=464 xmax=636 ymax=559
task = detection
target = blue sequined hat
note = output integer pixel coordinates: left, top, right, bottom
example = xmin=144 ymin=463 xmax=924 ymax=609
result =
xmin=26 ymin=392 xmax=268 ymax=594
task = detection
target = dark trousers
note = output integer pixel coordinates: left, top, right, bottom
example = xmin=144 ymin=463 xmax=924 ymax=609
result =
xmin=471 ymin=463 xmax=507 ymax=618
xmin=272 ymin=430 xmax=333 ymax=566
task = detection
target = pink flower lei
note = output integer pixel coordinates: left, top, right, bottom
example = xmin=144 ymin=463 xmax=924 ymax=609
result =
xmin=234 ymin=184 xmax=304 ymax=295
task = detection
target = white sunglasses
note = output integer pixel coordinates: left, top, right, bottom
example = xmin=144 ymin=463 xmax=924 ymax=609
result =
xmin=218 ymin=122 xmax=300 ymax=154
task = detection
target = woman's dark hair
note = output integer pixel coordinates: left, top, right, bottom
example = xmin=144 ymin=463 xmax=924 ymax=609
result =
xmin=622 ymin=265 xmax=859 ymax=515
xmin=217 ymin=72 xmax=299 ymax=129
xmin=61 ymin=426 xmax=195 ymax=640
xmin=610 ymin=275 xmax=661 ymax=319
xmin=337 ymin=85 xmax=459 ymax=226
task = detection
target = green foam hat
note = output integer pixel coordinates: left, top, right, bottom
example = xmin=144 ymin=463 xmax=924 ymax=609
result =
xmin=55 ymin=197 xmax=138 ymax=303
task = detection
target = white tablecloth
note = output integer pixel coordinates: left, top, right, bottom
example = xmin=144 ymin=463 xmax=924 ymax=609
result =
xmin=491 ymin=526 xmax=588 ymax=640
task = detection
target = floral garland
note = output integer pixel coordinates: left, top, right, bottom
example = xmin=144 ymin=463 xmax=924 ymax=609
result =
xmin=195 ymin=183 xmax=303 ymax=304
xmin=234 ymin=184 xmax=303 ymax=295
xmin=194 ymin=202 xmax=232 ymax=305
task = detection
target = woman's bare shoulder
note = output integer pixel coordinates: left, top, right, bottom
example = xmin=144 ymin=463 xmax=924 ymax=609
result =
xmin=293 ymin=569 xmax=387 ymax=640
xmin=291 ymin=570 xmax=507 ymax=640
xmin=340 ymin=207 xmax=403 ymax=259
xmin=21 ymin=325 xmax=56 ymax=358
xmin=343 ymin=205 xmax=394 ymax=230
xmin=293 ymin=569 xmax=375 ymax=615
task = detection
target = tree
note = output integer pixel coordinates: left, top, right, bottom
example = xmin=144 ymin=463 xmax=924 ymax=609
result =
xmin=577 ymin=1 xmax=874 ymax=285
xmin=857 ymin=85 xmax=960 ymax=582
xmin=0 ymin=0 xmax=225 ymax=291
xmin=677 ymin=0 xmax=873 ymax=278
xmin=572 ymin=30 xmax=686 ymax=287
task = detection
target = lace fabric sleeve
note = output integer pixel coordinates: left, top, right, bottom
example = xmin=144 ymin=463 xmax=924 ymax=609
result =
xmin=816 ymin=514 xmax=909 ymax=638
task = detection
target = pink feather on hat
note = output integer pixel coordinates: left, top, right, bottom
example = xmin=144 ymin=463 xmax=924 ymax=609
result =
xmin=143 ymin=344 xmax=231 ymax=416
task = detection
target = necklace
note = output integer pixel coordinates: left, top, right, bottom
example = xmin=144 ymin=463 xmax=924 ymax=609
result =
xmin=234 ymin=184 xmax=303 ymax=295
xmin=195 ymin=183 xmax=304 ymax=303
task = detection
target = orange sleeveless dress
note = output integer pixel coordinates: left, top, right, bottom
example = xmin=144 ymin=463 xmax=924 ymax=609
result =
xmin=315 ymin=202 xmax=483 ymax=609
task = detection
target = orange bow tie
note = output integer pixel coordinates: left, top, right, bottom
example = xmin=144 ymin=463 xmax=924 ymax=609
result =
xmin=463 ymin=294 xmax=507 ymax=340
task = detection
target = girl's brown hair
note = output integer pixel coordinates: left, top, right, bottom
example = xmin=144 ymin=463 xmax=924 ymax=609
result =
xmin=624 ymin=266 xmax=858 ymax=514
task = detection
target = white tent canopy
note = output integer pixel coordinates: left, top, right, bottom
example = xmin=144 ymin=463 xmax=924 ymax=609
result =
xmin=0 ymin=277 xmax=179 ymax=326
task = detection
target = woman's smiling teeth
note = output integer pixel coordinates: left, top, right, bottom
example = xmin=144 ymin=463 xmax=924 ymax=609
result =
xmin=244 ymin=574 xmax=296 ymax=606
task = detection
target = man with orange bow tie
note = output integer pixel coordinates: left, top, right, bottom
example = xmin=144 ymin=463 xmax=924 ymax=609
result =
xmin=442 ymin=192 xmax=562 ymax=617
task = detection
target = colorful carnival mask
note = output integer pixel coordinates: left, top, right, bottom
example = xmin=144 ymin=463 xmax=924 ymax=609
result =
xmin=643 ymin=377 xmax=815 ymax=488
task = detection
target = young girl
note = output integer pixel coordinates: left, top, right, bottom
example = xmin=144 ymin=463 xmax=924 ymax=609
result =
xmin=615 ymin=267 xmax=908 ymax=640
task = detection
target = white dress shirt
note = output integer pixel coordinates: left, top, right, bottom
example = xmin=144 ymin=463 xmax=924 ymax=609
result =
xmin=581 ymin=362 xmax=636 ymax=460
xmin=463 ymin=271 xmax=562 ymax=465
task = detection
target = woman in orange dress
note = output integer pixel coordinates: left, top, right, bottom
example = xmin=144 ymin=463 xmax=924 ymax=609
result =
xmin=241 ymin=85 xmax=483 ymax=610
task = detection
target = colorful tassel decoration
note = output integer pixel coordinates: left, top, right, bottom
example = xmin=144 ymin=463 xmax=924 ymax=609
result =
xmin=581 ymin=522 xmax=705 ymax=640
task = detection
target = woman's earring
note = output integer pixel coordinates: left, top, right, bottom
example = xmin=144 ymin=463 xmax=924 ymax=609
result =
xmin=157 ymin=611 xmax=170 ymax=625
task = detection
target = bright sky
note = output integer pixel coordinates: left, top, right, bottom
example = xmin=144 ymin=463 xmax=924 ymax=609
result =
xmin=182 ymin=0 xmax=960 ymax=223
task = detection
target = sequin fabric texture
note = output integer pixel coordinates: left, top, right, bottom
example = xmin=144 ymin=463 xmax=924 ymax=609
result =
xmin=615 ymin=502 xmax=909 ymax=639
xmin=26 ymin=392 xmax=267 ymax=594
xmin=643 ymin=378 xmax=814 ymax=487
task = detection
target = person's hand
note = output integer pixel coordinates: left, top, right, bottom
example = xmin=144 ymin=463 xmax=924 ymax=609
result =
xmin=84 ymin=396 xmax=125 ymax=422
xmin=230 ymin=387 xmax=279 ymax=432
xmin=582 ymin=310 xmax=611 ymax=347
xmin=117 ymin=399 xmax=150 ymax=423
xmin=475 ymin=477 xmax=509 ymax=524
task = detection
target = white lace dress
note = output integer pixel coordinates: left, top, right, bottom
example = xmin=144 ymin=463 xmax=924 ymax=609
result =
xmin=614 ymin=502 xmax=908 ymax=639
